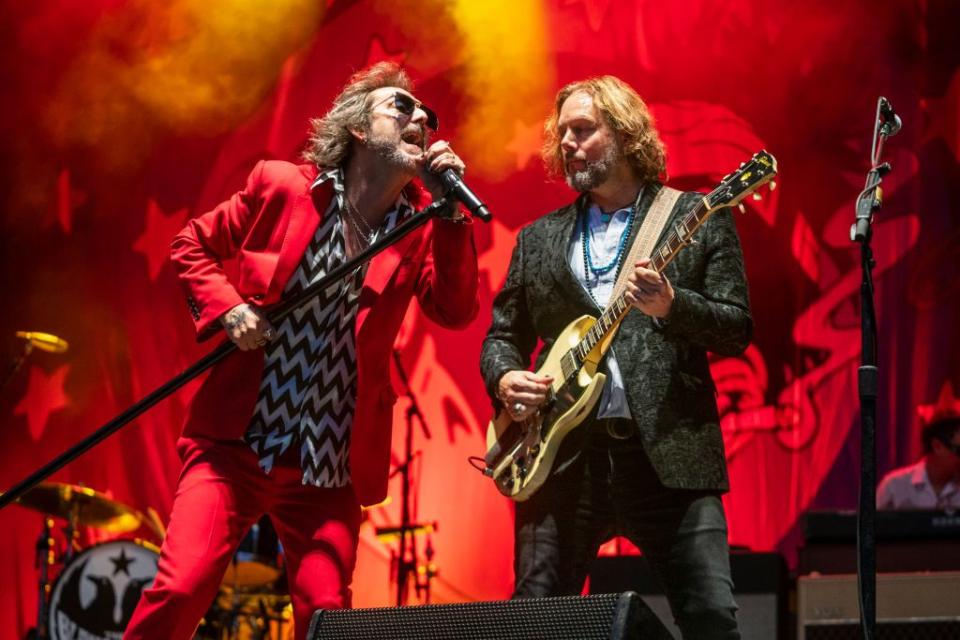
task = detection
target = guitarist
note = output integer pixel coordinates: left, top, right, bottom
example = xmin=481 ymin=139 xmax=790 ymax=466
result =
xmin=480 ymin=76 xmax=751 ymax=639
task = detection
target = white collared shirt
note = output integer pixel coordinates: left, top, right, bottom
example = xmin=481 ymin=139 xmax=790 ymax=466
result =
xmin=876 ymin=460 xmax=960 ymax=510
xmin=568 ymin=202 xmax=634 ymax=420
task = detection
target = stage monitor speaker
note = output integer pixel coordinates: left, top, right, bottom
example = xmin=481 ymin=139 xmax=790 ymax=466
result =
xmin=797 ymin=571 xmax=960 ymax=639
xmin=307 ymin=592 xmax=673 ymax=640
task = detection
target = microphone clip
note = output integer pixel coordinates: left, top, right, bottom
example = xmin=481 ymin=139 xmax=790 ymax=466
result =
xmin=420 ymin=196 xmax=459 ymax=220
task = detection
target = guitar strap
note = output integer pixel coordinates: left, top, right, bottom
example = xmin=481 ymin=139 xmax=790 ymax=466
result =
xmin=610 ymin=185 xmax=683 ymax=301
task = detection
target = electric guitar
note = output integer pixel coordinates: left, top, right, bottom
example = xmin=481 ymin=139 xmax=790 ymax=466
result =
xmin=483 ymin=150 xmax=778 ymax=501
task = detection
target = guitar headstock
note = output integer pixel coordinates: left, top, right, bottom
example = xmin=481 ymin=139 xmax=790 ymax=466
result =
xmin=705 ymin=149 xmax=778 ymax=213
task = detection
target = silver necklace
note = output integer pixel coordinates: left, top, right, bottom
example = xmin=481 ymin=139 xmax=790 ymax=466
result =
xmin=342 ymin=197 xmax=376 ymax=245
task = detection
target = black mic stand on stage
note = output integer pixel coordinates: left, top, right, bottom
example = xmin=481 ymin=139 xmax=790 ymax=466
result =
xmin=3 ymin=339 xmax=34 ymax=391
xmin=0 ymin=194 xmax=489 ymax=511
xmin=378 ymin=349 xmax=437 ymax=606
xmin=850 ymin=96 xmax=900 ymax=640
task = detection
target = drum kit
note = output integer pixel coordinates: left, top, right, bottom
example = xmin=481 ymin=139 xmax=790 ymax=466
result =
xmin=11 ymin=482 xmax=292 ymax=640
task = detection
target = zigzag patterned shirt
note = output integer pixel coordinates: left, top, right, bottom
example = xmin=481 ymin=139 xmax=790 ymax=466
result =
xmin=244 ymin=168 xmax=411 ymax=487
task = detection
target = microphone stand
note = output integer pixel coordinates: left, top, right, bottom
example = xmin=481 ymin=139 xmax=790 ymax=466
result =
xmin=387 ymin=348 xmax=436 ymax=606
xmin=849 ymin=97 xmax=897 ymax=640
xmin=0 ymin=196 xmax=481 ymax=510
xmin=3 ymin=339 xmax=34 ymax=391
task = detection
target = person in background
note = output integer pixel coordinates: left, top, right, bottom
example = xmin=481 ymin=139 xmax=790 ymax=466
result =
xmin=877 ymin=410 xmax=960 ymax=510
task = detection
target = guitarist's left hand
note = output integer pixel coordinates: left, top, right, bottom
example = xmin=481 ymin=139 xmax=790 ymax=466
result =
xmin=624 ymin=259 xmax=674 ymax=319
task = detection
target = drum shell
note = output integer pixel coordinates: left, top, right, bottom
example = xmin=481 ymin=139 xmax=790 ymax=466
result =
xmin=47 ymin=539 xmax=159 ymax=639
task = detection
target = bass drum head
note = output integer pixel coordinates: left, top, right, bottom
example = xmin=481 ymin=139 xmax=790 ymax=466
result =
xmin=48 ymin=539 xmax=159 ymax=639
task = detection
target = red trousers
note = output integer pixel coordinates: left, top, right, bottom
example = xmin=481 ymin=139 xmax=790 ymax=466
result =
xmin=124 ymin=437 xmax=361 ymax=640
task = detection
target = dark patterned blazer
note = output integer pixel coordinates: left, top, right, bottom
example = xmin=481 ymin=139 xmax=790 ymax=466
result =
xmin=480 ymin=182 xmax=752 ymax=491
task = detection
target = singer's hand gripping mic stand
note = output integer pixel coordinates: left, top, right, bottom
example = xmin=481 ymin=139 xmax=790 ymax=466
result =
xmin=0 ymin=195 xmax=489 ymax=510
xmin=850 ymin=96 xmax=899 ymax=640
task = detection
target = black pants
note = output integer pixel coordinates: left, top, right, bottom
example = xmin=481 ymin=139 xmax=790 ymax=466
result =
xmin=513 ymin=420 xmax=740 ymax=640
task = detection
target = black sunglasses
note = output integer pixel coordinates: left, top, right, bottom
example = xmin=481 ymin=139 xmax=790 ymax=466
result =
xmin=392 ymin=92 xmax=439 ymax=131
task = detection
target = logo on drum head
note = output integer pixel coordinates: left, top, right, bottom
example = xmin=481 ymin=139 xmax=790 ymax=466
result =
xmin=48 ymin=540 xmax=158 ymax=640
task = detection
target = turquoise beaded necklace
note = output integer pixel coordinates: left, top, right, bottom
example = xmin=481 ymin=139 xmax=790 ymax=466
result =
xmin=580 ymin=188 xmax=643 ymax=279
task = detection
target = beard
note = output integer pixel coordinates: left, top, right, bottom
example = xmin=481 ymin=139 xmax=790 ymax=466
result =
xmin=565 ymin=144 xmax=620 ymax=192
xmin=365 ymin=129 xmax=423 ymax=173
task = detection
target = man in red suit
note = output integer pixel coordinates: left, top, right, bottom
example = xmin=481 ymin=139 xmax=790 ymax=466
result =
xmin=124 ymin=62 xmax=479 ymax=640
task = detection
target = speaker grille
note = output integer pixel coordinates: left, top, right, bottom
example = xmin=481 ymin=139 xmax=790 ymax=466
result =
xmin=309 ymin=592 xmax=644 ymax=640
xmin=805 ymin=621 xmax=960 ymax=640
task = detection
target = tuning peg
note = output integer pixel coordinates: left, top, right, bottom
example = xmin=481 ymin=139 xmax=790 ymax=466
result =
xmin=769 ymin=180 xmax=777 ymax=191
xmin=752 ymin=192 xmax=762 ymax=201
xmin=737 ymin=203 xmax=746 ymax=213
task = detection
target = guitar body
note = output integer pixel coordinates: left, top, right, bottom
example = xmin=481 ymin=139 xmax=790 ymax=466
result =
xmin=484 ymin=315 xmax=608 ymax=501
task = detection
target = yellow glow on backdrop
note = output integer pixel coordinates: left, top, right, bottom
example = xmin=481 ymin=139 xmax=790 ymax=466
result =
xmin=45 ymin=0 xmax=322 ymax=171
xmin=369 ymin=0 xmax=464 ymax=75
xmin=450 ymin=0 xmax=554 ymax=179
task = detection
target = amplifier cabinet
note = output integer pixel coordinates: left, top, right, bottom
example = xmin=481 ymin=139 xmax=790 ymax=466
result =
xmin=797 ymin=572 xmax=960 ymax=639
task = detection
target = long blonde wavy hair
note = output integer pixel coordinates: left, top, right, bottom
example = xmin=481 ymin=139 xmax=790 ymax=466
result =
xmin=542 ymin=76 xmax=666 ymax=183
xmin=302 ymin=62 xmax=413 ymax=168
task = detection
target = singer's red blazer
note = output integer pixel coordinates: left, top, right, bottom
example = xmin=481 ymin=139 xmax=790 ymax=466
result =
xmin=170 ymin=160 xmax=479 ymax=505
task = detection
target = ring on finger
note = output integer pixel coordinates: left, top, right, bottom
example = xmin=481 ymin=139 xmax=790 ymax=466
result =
xmin=512 ymin=402 xmax=526 ymax=414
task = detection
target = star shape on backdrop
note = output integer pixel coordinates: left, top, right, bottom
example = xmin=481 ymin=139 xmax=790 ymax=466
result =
xmin=110 ymin=548 xmax=136 ymax=576
xmin=917 ymin=381 xmax=960 ymax=423
xmin=479 ymin=219 xmax=517 ymax=294
xmin=364 ymin=35 xmax=406 ymax=68
xmin=505 ymin=120 xmax=543 ymax=171
xmin=922 ymin=69 xmax=960 ymax=163
xmin=565 ymin=0 xmax=612 ymax=32
xmin=14 ymin=365 xmax=70 ymax=442
xmin=132 ymin=200 xmax=190 ymax=281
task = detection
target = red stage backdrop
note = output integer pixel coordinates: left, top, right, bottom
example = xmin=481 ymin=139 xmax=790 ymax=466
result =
xmin=2 ymin=0 xmax=958 ymax=637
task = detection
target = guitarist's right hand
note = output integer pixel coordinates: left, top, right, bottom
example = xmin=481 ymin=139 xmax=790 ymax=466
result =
xmin=498 ymin=371 xmax=554 ymax=421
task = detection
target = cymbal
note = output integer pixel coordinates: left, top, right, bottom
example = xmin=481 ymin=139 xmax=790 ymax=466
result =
xmin=215 ymin=589 xmax=291 ymax=616
xmin=374 ymin=522 xmax=435 ymax=542
xmin=222 ymin=560 xmax=282 ymax=589
xmin=11 ymin=482 xmax=142 ymax=533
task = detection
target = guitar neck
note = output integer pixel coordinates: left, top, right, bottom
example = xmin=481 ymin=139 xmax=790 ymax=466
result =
xmin=567 ymin=197 xmax=712 ymax=366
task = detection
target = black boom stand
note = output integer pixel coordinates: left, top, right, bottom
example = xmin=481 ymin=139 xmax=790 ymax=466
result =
xmin=0 ymin=195 xmax=484 ymax=511
xmin=850 ymin=96 xmax=900 ymax=640
xmin=379 ymin=348 xmax=437 ymax=606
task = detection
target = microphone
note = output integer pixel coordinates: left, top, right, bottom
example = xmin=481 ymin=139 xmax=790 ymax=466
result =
xmin=878 ymin=97 xmax=902 ymax=136
xmin=438 ymin=169 xmax=492 ymax=222
xmin=15 ymin=331 xmax=69 ymax=354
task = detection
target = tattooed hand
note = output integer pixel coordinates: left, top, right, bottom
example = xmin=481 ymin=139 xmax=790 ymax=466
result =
xmin=221 ymin=303 xmax=276 ymax=351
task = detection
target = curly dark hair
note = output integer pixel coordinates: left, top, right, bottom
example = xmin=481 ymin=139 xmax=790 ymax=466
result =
xmin=922 ymin=413 xmax=960 ymax=454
